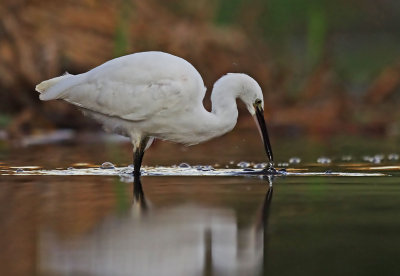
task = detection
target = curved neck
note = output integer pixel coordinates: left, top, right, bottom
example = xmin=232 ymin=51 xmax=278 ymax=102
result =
xmin=175 ymin=74 xmax=254 ymax=145
xmin=207 ymin=74 xmax=247 ymax=136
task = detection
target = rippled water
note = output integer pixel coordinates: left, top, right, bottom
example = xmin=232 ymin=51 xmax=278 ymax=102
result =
xmin=0 ymin=164 xmax=389 ymax=177
xmin=1 ymin=134 xmax=400 ymax=276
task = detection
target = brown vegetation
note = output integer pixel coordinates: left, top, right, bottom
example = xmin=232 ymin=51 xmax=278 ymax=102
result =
xmin=0 ymin=0 xmax=399 ymax=140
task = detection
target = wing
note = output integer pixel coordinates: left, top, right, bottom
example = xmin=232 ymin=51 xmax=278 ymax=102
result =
xmin=42 ymin=52 xmax=202 ymax=121
xmin=62 ymin=74 xmax=186 ymax=121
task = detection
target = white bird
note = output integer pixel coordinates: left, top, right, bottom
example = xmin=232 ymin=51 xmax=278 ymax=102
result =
xmin=36 ymin=51 xmax=273 ymax=179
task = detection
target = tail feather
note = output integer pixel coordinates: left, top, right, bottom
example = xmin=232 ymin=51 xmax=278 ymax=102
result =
xmin=35 ymin=73 xmax=83 ymax=101
xmin=35 ymin=73 xmax=71 ymax=93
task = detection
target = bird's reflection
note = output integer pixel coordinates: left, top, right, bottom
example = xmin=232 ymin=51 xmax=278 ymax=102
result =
xmin=261 ymin=176 xmax=274 ymax=276
xmin=133 ymin=175 xmax=274 ymax=275
xmin=261 ymin=176 xmax=274 ymax=229
xmin=39 ymin=176 xmax=274 ymax=276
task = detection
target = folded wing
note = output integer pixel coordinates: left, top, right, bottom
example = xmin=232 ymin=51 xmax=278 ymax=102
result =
xmin=37 ymin=56 xmax=189 ymax=121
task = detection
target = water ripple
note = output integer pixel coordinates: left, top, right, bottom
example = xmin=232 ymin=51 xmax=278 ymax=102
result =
xmin=0 ymin=165 xmax=389 ymax=177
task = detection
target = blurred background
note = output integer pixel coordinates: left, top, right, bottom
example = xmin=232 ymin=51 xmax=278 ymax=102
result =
xmin=1 ymin=0 xmax=400 ymax=142
xmin=1 ymin=2 xmax=400 ymax=275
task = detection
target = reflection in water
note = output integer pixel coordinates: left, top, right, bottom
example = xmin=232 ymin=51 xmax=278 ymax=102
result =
xmin=261 ymin=179 xmax=273 ymax=276
xmin=39 ymin=177 xmax=273 ymax=276
xmin=133 ymin=176 xmax=149 ymax=211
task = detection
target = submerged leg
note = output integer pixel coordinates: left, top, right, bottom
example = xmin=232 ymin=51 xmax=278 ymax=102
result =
xmin=133 ymin=137 xmax=149 ymax=182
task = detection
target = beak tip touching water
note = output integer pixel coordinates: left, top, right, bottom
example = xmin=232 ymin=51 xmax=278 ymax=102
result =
xmin=254 ymin=104 xmax=274 ymax=163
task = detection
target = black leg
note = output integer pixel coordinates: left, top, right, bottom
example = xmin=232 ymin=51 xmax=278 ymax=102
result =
xmin=133 ymin=137 xmax=149 ymax=183
xmin=132 ymin=137 xmax=150 ymax=210
xmin=133 ymin=149 xmax=143 ymax=181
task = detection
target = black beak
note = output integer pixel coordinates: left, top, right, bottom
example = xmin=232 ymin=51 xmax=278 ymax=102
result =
xmin=254 ymin=104 xmax=274 ymax=163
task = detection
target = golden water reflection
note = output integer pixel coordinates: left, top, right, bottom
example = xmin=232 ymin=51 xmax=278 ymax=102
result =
xmin=0 ymin=175 xmax=272 ymax=276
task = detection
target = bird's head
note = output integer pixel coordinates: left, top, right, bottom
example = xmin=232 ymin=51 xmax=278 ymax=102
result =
xmin=237 ymin=75 xmax=274 ymax=163
xmin=213 ymin=73 xmax=274 ymax=163
xmin=239 ymin=78 xmax=264 ymax=116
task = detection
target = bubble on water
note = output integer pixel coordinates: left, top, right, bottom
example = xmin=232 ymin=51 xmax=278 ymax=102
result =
xmin=363 ymin=155 xmax=384 ymax=164
xmin=15 ymin=168 xmax=24 ymax=173
xmin=317 ymin=157 xmax=331 ymax=164
xmin=225 ymin=165 xmax=229 ymax=168
xmin=229 ymin=161 xmax=235 ymax=165
xmin=178 ymin=163 xmax=191 ymax=168
xmin=362 ymin=156 xmax=374 ymax=163
xmin=341 ymin=155 xmax=352 ymax=161
xmin=372 ymin=157 xmax=382 ymax=164
xmin=253 ymin=163 xmax=267 ymax=169
xmin=374 ymin=154 xmax=384 ymax=160
xmin=388 ymin=153 xmax=399 ymax=161
xmin=100 ymin=162 xmax=115 ymax=169
xmin=67 ymin=167 xmax=74 ymax=170
xmin=289 ymin=157 xmax=301 ymax=164
xmin=325 ymin=170 xmax=333 ymax=174
xmin=200 ymin=165 xmax=214 ymax=171
xmin=237 ymin=161 xmax=250 ymax=168
xmin=278 ymin=162 xmax=289 ymax=167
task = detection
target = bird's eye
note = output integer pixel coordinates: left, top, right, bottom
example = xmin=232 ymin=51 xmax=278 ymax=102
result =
xmin=255 ymin=98 xmax=262 ymax=105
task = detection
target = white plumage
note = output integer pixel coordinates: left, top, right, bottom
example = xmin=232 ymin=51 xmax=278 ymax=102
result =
xmin=36 ymin=51 xmax=273 ymax=177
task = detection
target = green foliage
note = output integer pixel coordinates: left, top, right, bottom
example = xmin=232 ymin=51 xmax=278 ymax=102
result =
xmin=214 ymin=0 xmax=400 ymax=88
xmin=307 ymin=4 xmax=327 ymax=66
xmin=0 ymin=114 xmax=11 ymax=128
xmin=113 ymin=0 xmax=133 ymax=57
xmin=258 ymin=0 xmax=308 ymax=37
xmin=214 ymin=0 xmax=243 ymax=25
xmin=333 ymin=35 xmax=400 ymax=85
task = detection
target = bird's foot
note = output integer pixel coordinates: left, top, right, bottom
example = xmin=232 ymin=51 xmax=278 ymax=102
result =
xmin=262 ymin=167 xmax=278 ymax=175
xmin=262 ymin=163 xmax=287 ymax=175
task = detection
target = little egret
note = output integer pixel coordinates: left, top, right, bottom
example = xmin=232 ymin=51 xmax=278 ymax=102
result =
xmin=36 ymin=51 xmax=274 ymax=179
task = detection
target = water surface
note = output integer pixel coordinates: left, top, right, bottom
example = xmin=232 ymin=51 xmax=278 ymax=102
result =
xmin=1 ymin=135 xmax=400 ymax=276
